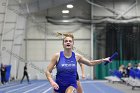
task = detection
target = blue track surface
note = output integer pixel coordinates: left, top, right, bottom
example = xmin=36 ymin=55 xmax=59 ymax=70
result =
xmin=0 ymin=80 xmax=124 ymax=93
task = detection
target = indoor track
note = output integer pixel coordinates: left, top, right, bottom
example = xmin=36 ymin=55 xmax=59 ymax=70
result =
xmin=0 ymin=80 xmax=124 ymax=93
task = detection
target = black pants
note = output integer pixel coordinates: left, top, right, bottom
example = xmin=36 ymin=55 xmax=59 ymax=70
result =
xmin=1 ymin=74 xmax=6 ymax=84
xmin=20 ymin=72 xmax=30 ymax=83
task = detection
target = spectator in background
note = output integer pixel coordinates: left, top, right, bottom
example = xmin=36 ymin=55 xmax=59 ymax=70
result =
xmin=137 ymin=63 xmax=140 ymax=70
xmin=20 ymin=63 xmax=30 ymax=84
xmin=126 ymin=63 xmax=133 ymax=77
xmin=0 ymin=63 xmax=6 ymax=84
xmin=119 ymin=65 xmax=127 ymax=77
xmin=134 ymin=63 xmax=138 ymax=69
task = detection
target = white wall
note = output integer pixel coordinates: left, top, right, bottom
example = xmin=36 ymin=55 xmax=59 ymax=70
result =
xmin=0 ymin=0 xmax=26 ymax=80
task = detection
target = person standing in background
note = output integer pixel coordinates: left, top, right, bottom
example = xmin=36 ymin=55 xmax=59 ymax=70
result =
xmin=0 ymin=63 xmax=6 ymax=84
xmin=20 ymin=63 xmax=30 ymax=84
xmin=126 ymin=63 xmax=133 ymax=77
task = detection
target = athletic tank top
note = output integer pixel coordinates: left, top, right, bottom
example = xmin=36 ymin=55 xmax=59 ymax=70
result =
xmin=56 ymin=51 xmax=77 ymax=86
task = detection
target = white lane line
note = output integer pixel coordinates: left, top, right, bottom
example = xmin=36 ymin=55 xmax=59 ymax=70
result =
xmin=92 ymin=84 xmax=106 ymax=93
xmin=5 ymin=83 xmax=37 ymax=93
xmin=23 ymin=83 xmax=47 ymax=93
xmin=81 ymin=80 xmax=107 ymax=84
xmin=0 ymin=82 xmax=19 ymax=88
xmin=81 ymin=81 xmax=107 ymax=93
xmin=0 ymin=83 xmax=28 ymax=91
xmin=42 ymin=87 xmax=52 ymax=93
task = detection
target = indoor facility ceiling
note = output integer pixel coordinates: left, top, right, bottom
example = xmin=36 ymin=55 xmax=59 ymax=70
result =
xmin=8 ymin=0 xmax=140 ymax=24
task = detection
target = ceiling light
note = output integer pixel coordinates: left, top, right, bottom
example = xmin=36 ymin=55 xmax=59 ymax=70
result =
xmin=62 ymin=20 xmax=70 ymax=22
xmin=67 ymin=4 xmax=74 ymax=8
xmin=62 ymin=10 xmax=69 ymax=14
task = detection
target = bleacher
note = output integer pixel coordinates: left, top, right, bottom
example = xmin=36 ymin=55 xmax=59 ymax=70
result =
xmin=105 ymin=68 xmax=140 ymax=90
xmin=123 ymin=69 xmax=140 ymax=90
xmin=105 ymin=69 xmax=122 ymax=83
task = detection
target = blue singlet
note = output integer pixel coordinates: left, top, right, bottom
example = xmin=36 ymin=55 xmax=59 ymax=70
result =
xmin=54 ymin=51 xmax=77 ymax=93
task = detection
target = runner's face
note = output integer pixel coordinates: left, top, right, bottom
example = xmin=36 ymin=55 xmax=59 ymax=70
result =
xmin=63 ymin=37 xmax=74 ymax=49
